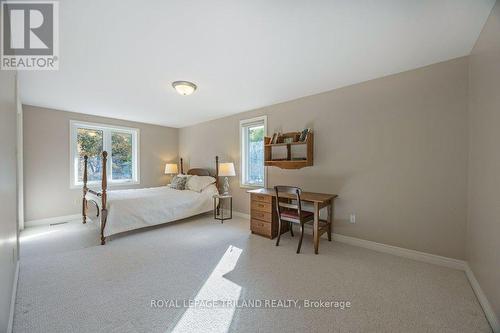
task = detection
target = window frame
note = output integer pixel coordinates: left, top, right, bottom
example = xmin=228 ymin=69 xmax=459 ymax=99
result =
xmin=239 ymin=115 xmax=267 ymax=189
xmin=69 ymin=120 xmax=140 ymax=189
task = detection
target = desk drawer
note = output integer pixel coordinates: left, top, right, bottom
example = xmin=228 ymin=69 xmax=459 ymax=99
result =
xmin=251 ymin=193 xmax=272 ymax=203
xmin=251 ymin=210 xmax=272 ymax=223
xmin=251 ymin=200 xmax=272 ymax=213
xmin=251 ymin=219 xmax=272 ymax=237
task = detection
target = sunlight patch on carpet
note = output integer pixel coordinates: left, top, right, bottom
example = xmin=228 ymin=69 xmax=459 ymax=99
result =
xmin=170 ymin=245 xmax=243 ymax=333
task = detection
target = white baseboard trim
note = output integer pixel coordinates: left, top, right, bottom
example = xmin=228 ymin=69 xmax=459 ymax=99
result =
xmin=233 ymin=211 xmax=250 ymax=219
xmin=332 ymin=233 xmax=467 ymax=271
xmin=25 ymin=214 xmax=81 ymax=228
xmin=7 ymin=260 xmax=19 ymax=333
xmin=465 ymin=264 xmax=500 ymax=333
xmin=235 ymin=211 xmax=467 ymax=270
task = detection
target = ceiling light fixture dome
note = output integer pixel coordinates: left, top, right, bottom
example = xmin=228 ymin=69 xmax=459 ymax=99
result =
xmin=172 ymin=81 xmax=197 ymax=96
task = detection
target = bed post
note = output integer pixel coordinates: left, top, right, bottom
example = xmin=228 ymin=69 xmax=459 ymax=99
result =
xmin=100 ymin=151 xmax=108 ymax=245
xmin=82 ymin=155 xmax=88 ymax=224
xmin=215 ymin=156 xmax=219 ymax=191
xmin=180 ymin=158 xmax=184 ymax=175
xmin=215 ymin=156 xmax=220 ymax=215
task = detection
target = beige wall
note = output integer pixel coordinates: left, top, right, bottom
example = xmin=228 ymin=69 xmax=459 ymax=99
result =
xmin=468 ymin=0 xmax=500 ymax=324
xmin=180 ymin=57 xmax=469 ymax=260
xmin=23 ymin=106 xmax=178 ymax=221
xmin=0 ymin=72 xmax=19 ymax=332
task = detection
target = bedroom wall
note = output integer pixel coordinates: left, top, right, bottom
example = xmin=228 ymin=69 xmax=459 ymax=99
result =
xmin=179 ymin=57 xmax=469 ymax=260
xmin=467 ymin=0 xmax=500 ymax=325
xmin=0 ymin=71 xmax=19 ymax=332
xmin=23 ymin=106 xmax=179 ymax=222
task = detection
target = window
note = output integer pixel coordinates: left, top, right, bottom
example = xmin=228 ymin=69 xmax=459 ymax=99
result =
xmin=70 ymin=121 xmax=139 ymax=188
xmin=240 ymin=116 xmax=267 ymax=187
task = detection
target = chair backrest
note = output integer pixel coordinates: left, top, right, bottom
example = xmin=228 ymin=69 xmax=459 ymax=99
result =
xmin=274 ymin=185 xmax=303 ymax=218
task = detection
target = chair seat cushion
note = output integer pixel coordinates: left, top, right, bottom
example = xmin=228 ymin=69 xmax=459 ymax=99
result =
xmin=280 ymin=210 xmax=314 ymax=219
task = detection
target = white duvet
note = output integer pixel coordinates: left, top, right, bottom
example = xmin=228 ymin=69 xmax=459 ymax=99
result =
xmin=88 ymin=185 xmax=218 ymax=237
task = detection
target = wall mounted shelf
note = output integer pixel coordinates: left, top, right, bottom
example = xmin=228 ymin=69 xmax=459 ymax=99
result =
xmin=264 ymin=131 xmax=313 ymax=169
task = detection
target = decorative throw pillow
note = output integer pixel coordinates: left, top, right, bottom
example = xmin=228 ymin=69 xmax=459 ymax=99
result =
xmin=170 ymin=175 xmax=187 ymax=190
xmin=185 ymin=175 xmax=216 ymax=192
xmin=175 ymin=173 xmax=191 ymax=182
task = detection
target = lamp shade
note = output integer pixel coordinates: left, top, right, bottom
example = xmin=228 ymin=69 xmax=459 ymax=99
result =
xmin=219 ymin=162 xmax=236 ymax=177
xmin=164 ymin=163 xmax=178 ymax=174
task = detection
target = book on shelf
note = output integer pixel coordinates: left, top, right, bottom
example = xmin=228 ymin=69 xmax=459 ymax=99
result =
xmin=299 ymin=128 xmax=310 ymax=142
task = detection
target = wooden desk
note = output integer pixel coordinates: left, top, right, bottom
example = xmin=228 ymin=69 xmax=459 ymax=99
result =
xmin=248 ymin=188 xmax=338 ymax=254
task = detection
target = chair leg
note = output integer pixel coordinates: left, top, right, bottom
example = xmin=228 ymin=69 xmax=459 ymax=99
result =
xmin=297 ymin=223 xmax=305 ymax=254
xmin=276 ymin=218 xmax=282 ymax=246
xmin=289 ymin=222 xmax=294 ymax=237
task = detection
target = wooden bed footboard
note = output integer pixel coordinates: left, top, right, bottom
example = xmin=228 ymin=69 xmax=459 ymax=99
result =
xmin=82 ymin=153 xmax=220 ymax=245
xmin=82 ymin=151 xmax=108 ymax=245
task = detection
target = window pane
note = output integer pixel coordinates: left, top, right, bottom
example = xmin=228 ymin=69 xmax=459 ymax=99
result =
xmin=111 ymin=131 xmax=133 ymax=180
xmin=246 ymin=125 xmax=264 ymax=185
xmin=77 ymin=128 xmax=103 ymax=182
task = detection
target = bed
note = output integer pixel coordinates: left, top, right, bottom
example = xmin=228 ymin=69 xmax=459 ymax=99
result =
xmin=82 ymin=152 xmax=219 ymax=244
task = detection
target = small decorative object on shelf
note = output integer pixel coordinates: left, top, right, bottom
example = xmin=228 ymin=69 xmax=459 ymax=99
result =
xmin=264 ymin=130 xmax=314 ymax=169
xmin=271 ymin=132 xmax=281 ymax=144
xmin=299 ymin=128 xmax=310 ymax=142
xmin=270 ymin=133 xmax=276 ymax=144
xmin=213 ymin=194 xmax=232 ymax=223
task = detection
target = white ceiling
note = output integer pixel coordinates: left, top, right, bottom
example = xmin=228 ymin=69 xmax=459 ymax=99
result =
xmin=19 ymin=0 xmax=495 ymax=128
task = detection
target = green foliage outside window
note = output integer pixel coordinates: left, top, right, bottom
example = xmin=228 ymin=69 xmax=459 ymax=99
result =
xmin=111 ymin=132 xmax=133 ymax=180
xmin=77 ymin=128 xmax=103 ymax=181
xmin=76 ymin=128 xmax=134 ymax=182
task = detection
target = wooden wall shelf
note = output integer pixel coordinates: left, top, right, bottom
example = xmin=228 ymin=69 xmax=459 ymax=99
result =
xmin=264 ymin=131 xmax=313 ymax=169
xmin=264 ymin=141 xmax=308 ymax=147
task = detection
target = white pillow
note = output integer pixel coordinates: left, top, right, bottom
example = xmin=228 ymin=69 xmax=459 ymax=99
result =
xmin=186 ymin=175 xmax=216 ymax=192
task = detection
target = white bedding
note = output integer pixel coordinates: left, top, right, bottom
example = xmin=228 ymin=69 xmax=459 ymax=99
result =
xmin=88 ymin=184 xmax=218 ymax=237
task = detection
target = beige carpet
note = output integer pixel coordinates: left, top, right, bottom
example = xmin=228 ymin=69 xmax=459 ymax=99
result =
xmin=14 ymin=215 xmax=491 ymax=332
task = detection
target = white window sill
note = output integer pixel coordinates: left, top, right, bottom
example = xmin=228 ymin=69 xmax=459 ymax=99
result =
xmin=71 ymin=180 xmax=140 ymax=190
xmin=240 ymin=184 xmax=265 ymax=189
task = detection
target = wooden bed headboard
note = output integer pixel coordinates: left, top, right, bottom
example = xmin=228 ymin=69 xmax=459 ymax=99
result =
xmin=187 ymin=168 xmax=210 ymax=176
xmin=179 ymin=156 xmax=219 ymax=190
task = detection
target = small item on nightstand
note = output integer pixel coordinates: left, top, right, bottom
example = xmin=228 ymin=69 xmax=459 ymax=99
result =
xmin=213 ymin=194 xmax=232 ymax=223
xmin=218 ymin=162 xmax=236 ymax=195
xmin=164 ymin=163 xmax=179 ymax=186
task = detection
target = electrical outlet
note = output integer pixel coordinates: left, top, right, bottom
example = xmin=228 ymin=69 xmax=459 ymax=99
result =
xmin=349 ymin=213 xmax=356 ymax=224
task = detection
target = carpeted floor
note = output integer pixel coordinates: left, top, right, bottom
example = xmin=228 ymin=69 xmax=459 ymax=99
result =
xmin=14 ymin=215 xmax=492 ymax=333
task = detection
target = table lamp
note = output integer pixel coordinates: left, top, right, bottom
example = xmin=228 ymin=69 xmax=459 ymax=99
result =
xmin=218 ymin=162 xmax=236 ymax=195
xmin=164 ymin=163 xmax=178 ymax=175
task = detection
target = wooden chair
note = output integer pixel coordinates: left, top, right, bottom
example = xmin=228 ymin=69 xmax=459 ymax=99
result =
xmin=275 ymin=186 xmax=314 ymax=253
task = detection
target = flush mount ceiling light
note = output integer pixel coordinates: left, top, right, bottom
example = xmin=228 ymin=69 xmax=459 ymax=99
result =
xmin=172 ymin=81 xmax=197 ymax=96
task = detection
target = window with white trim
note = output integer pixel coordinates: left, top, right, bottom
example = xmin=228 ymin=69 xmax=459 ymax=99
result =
xmin=70 ymin=121 xmax=139 ymax=187
xmin=240 ymin=116 xmax=267 ymax=187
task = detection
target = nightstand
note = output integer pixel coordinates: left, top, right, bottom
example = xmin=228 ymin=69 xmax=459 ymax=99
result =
xmin=213 ymin=194 xmax=232 ymax=223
